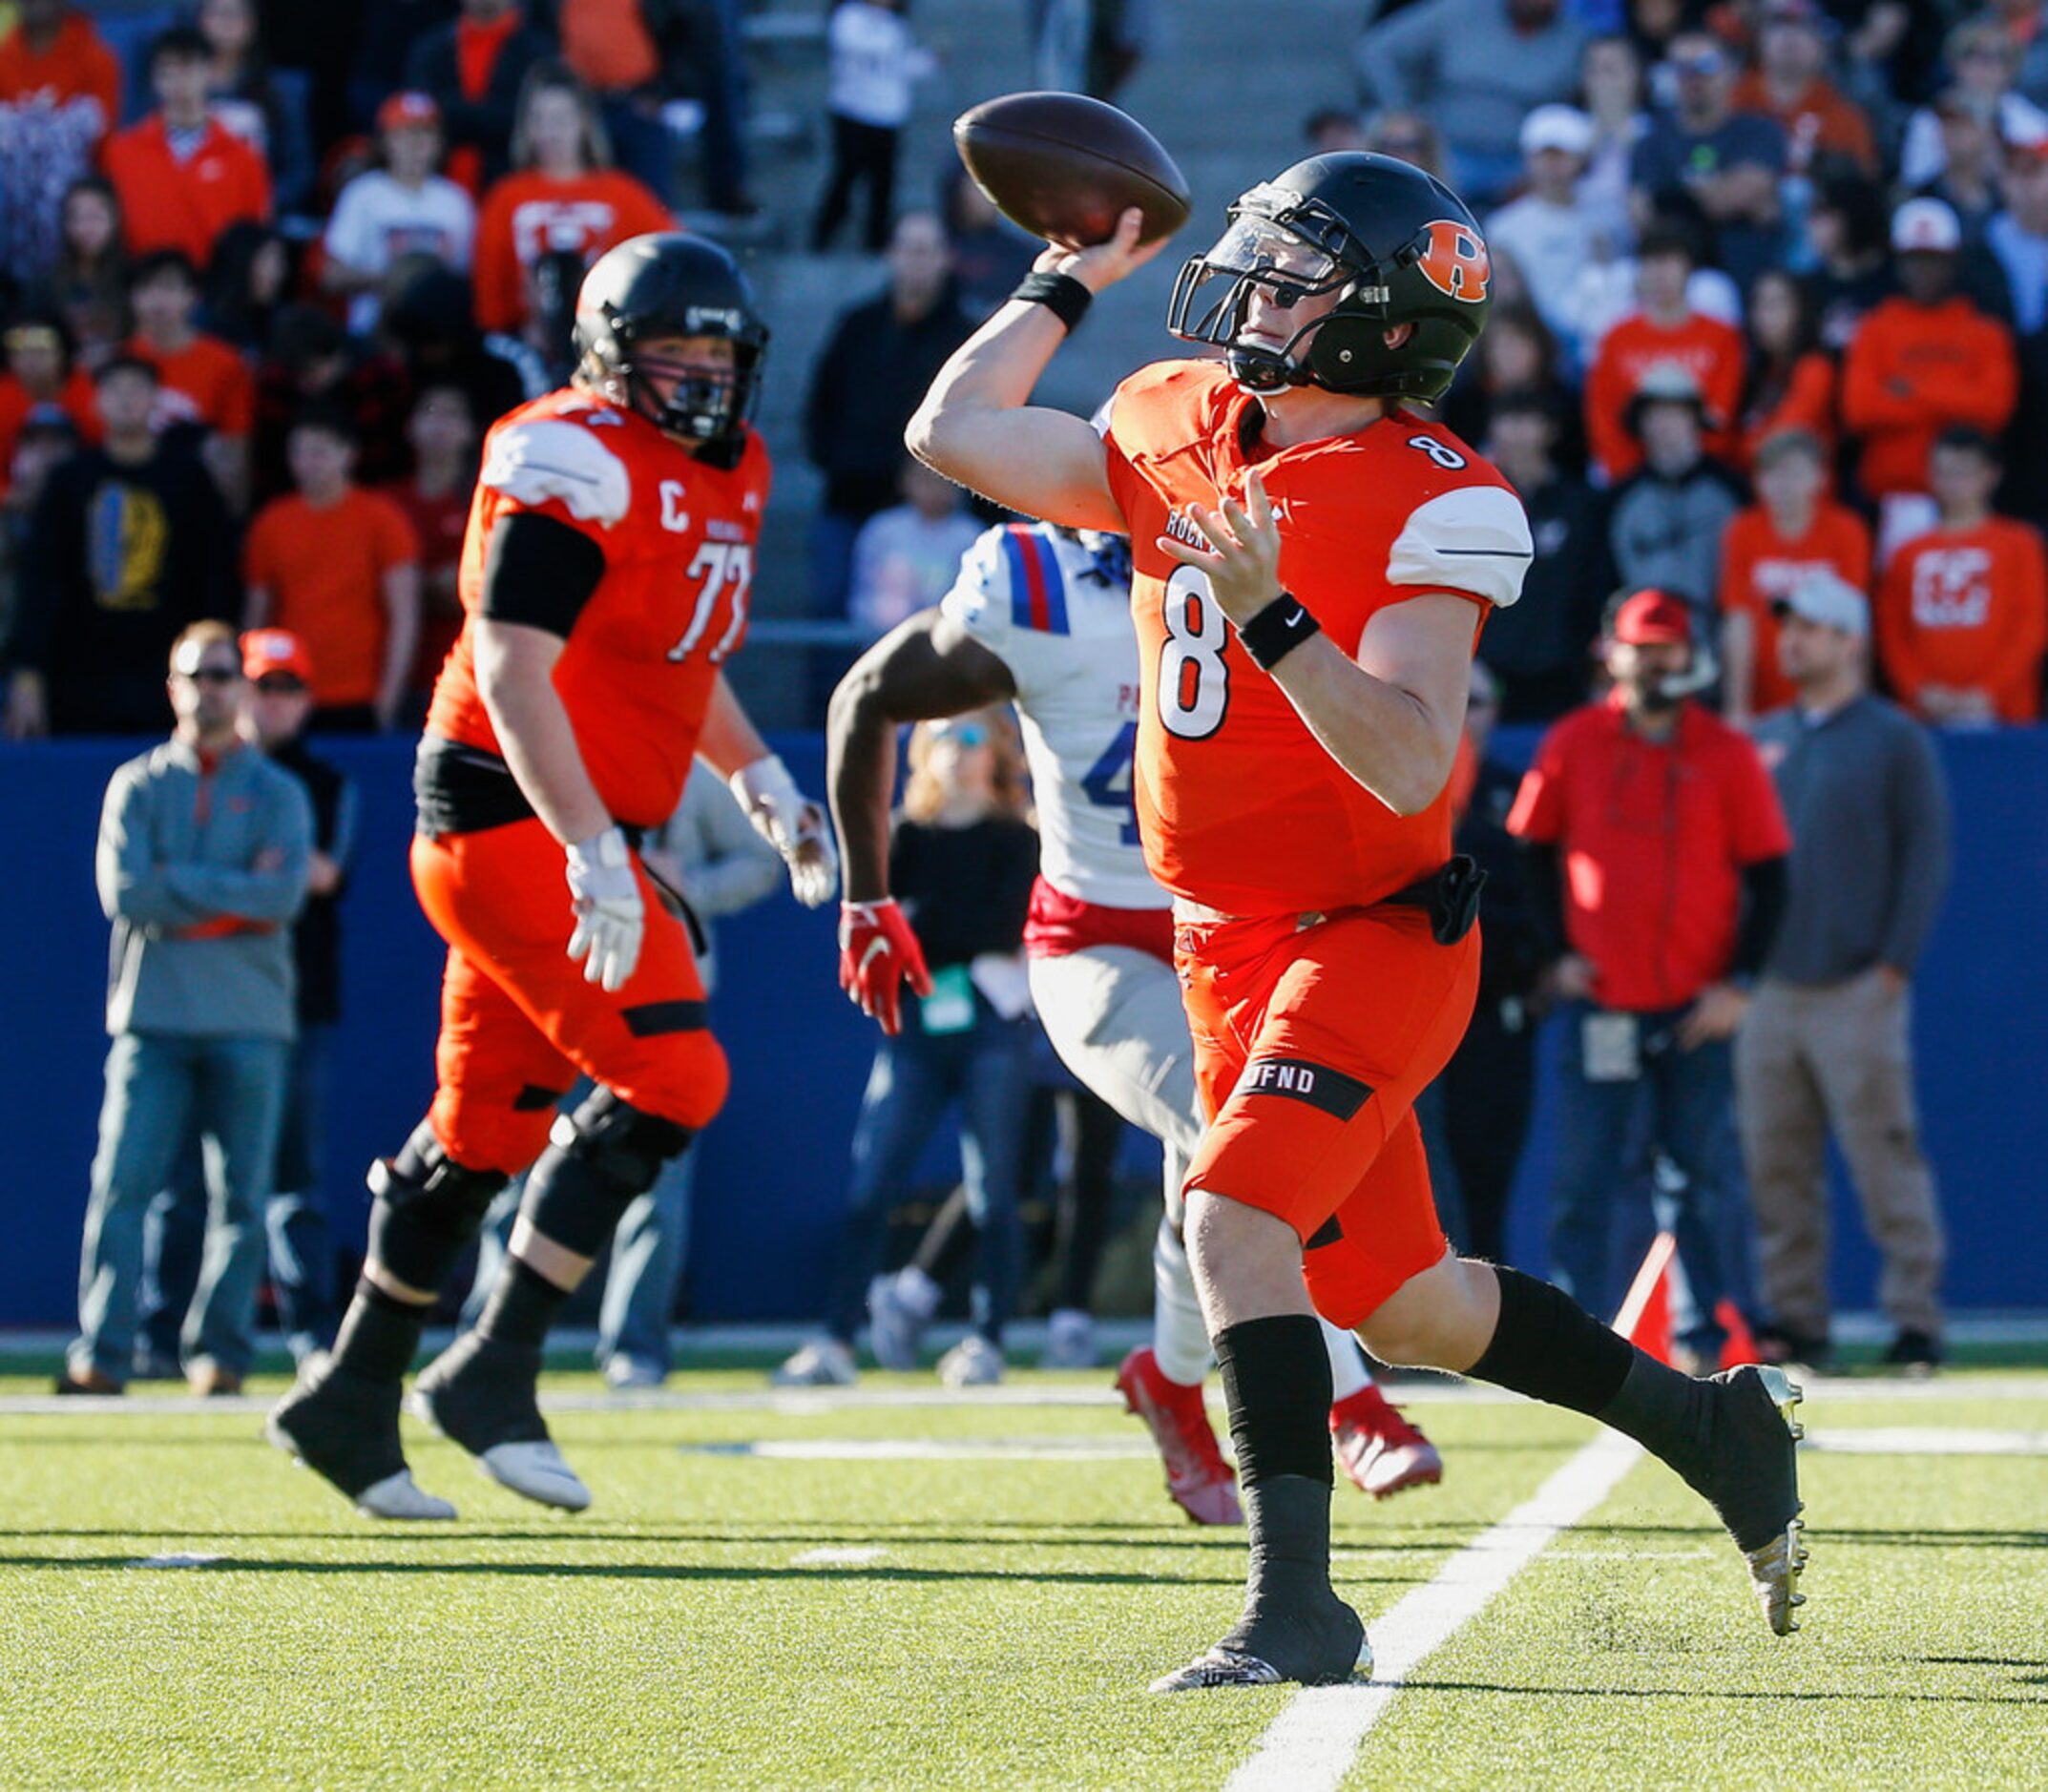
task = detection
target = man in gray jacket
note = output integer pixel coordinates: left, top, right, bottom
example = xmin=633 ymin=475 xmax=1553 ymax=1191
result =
xmin=61 ymin=621 xmax=311 ymax=1396
xmin=1740 ymin=573 xmax=1952 ymax=1373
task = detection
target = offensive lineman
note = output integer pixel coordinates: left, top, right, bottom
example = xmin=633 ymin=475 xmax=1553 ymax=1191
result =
xmin=270 ymin=236 xmax=837 ymax=1518
xmin=907 ymin=155 xmax=1806 ymax=1690
xmin=829 ymin=519 xmax=1441 ymax=1518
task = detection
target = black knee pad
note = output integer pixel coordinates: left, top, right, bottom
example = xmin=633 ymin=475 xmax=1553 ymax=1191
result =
xmin=521 ymin=1089 xmax=694 ymax=1259
xmin=365 ymin=1120 xmax=510 ymax=1292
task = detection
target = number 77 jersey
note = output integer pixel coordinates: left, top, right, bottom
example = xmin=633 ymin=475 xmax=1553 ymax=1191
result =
xmin=1101 ymin=359 xmax=1533 ymax=916
xmin=426 ymin=387 xmax=772 ymax=830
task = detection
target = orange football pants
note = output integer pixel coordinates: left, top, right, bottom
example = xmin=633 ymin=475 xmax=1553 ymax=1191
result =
xmin=410 ymin=820 xmax=730 ymax=1176
xmin=1177 ymin=904 xmax=1479 ymax=1329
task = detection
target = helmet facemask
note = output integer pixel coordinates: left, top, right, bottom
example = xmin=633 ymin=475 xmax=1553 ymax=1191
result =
xmin=1167 ymin=212 xmax=1361 ymax=393
xmin=581 ymin=308 xmax=766 ymax=467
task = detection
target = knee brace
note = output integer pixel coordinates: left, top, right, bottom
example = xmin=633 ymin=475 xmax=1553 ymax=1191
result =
xmin=520 ymin=1088 xmax=694 ymax=1259
xmin=365 ymin=1120 xmax=510 ymax=1292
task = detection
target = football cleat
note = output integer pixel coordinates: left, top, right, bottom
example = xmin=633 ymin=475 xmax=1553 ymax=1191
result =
xmin=267 ymin=1362 xmax=452 ymax=1518
xmin=1115 ymin=1346 xmax=1243 ymax=1526
xmin=1151 ymin=1612 xmax=1372 ymax=1693
xmin=472 ymin=1440 xmax=592 ymax=1511
xmin=772 ymin=1338 xmax=857 ymax=1387
xmin=410 ymin=1333 xmax=591 ymax=1512
xmin=937 ymin=1335 xmax=1005 ymax=1387
xmin=352 ymin=1469 xmax=458 ymax=1522
xmin=1329 ymin=1384 xmax=1443 ymax=1499
xmin=1705 ymin=1364 xmax=1808 ymax=1636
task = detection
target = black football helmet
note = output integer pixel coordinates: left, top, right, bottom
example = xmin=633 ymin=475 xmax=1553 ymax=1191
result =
xmin=575 ymin=233 xmax=769 ymax=462
xmin=1166 ymin=152 xmax=1493 ymax=404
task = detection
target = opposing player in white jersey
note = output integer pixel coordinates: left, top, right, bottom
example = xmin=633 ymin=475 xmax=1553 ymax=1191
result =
xmin=827 ymin=518 xmax=1442 ymax=1521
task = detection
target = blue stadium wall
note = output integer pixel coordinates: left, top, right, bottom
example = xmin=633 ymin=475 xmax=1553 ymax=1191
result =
xmin=3 ymin=728 xmax=2043 ymax=1327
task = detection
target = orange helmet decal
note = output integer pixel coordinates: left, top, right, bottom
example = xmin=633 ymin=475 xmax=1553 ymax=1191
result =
xmin=1412 ymin=220 xmax=1492 ymax=303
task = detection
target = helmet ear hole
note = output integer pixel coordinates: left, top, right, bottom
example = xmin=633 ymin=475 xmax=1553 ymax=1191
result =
xmin=1384 ymin=323 xmax=1416 ymax=349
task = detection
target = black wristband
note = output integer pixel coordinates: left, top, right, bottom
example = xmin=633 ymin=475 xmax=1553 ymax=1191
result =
xmin=1010 ymin=270 xmax=1093 ymax=332
xmin=1237 ymin=593 xmax=1322 ymax=671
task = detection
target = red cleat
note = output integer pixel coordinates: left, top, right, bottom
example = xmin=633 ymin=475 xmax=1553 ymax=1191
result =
xmin=1330 ymin=1384 xmax=1443 ymax=1499
xmin=1115 ymin=1346 xmax=1243 ymax=1526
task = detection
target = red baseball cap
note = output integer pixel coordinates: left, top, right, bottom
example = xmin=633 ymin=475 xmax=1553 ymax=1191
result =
xmin=1611 ymin=589 xmax=1693 ymax=646
xmin=377 ymin=90 xmax=441 ymax=133
xmin=241 ymin=628 xmax=316 ymax=686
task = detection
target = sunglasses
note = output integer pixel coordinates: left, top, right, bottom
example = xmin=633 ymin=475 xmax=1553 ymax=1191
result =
xmin=930 ymin=720 xmax=990 ymax=747
xmin=179 ymin=665 xmax=241 ymax=685
xmin=255 ymin=676 xmax=308 ymax=695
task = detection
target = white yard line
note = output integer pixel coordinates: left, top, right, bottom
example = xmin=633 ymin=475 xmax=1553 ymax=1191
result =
xmin=1224 ymin=1430 xmax=1643 ymax=1792
xmin=1805 ymin=1427 xmax=2048 ymax=1456
xmin=790 ymin=1546 xmax=888 ymax=1567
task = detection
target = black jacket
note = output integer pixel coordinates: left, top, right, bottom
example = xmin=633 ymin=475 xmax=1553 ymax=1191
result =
xmin=1478 ymin=469 xmax=1611 ymax=724
xmin=804 ymin=288 xmax=975 ymax=517
xmin=268 ymin=736 xmax=355 ymax=1027
xmin=8 ymin=438 xmax=238 ymax=735
xmin=403 ymin=17 xmax=554 ymax=187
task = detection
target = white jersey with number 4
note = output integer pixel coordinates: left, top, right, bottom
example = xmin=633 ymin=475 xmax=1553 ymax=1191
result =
xmin=941 ymin=523 xmax=1161 ymax=910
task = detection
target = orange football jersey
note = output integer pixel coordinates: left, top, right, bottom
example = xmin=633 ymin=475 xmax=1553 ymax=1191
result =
xmin=426 ymin=387 xmax=772 ymax=828
xmin=1103 ymin=361 xmax=1532 ymax=915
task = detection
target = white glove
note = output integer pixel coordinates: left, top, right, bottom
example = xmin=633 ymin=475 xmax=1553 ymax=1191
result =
xmin=565 ymin=826 xmax=644 ymax=992
xmin=729 ymin=755 xmax=840 ymax=908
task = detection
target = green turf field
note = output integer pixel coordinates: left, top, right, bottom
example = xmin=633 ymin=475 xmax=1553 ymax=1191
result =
xmin=1 ymin=1365 xmax=2043 ymax=1789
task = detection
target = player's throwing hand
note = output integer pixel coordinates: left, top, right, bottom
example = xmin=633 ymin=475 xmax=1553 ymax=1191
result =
xmin=1037 ymin=206 xmax=1169 ymax=295
xmin=1158 ymin=469 xmax=1286 ymax=627
xmin=838 ymin=899 xmax=933 ymax=1035
xmin=565 ymin=826 xmax=645 ymax=992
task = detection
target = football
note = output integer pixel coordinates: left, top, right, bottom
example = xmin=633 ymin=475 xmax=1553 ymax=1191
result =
xmin=952 ymin=91 xmax=1192 ymax=251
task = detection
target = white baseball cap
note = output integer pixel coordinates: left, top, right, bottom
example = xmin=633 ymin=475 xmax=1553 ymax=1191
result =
xmin=1891 ymin=197 xmax=1962 ymax=254
xmin=1772 ymin=570 xmax=1869 ymax=637
xmin=1520 ymin=104 xmax=1596 ymax=158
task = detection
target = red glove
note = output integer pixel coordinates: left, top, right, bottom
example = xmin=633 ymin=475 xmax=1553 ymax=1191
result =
xmin=839 ymin=899 xmax=933 ymax=1035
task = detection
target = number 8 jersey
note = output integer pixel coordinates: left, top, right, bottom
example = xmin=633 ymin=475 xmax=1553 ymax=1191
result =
xmin=1102 ymin=359 xmax=1532 ymax=916
xmin=425 ymin=388 xmax=772 ymax=830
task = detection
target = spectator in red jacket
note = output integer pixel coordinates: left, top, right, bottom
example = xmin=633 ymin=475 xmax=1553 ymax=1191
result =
xmin=1728 ymin=0 xmax=1878 ymax=177
xmin=402 ymin=0 xmax=554 ymax=196
xmin=103 ymin=28 xmax=272 ymax=273
xmin=0 ymin=314 xmax=98 ymax=490
xmin=1584 ymin=224 xmax=1746 ymax=483
xmin=1735 ymin=268 xmax=1835 ymax=475
xmin=1842 ymin=198 xmax=2018 ymax=555
xmin=1878 ymin=427 xmax=2048 ymax=726
xmin=382 ymin=384 xmax=477 ymax=705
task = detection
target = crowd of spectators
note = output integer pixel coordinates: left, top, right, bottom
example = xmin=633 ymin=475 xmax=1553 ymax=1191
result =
xmin=10 ymin=0 xmax=2035 ymax=1376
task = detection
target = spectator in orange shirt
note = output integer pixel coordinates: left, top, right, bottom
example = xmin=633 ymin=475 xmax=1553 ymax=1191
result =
xmin=0 ymin=315 xmax=98 ymax=489
xmin=1735 ymin=268 xmax=1835 ymax=475
xmin=243 ymin=407 xmax=421 ymax=733
xmin=1842 ymin=198 xmax=2018 ymax=554
xmin=125 ymin=251 xmax=255 ymax=511
xmin=0 ymin=0 xmax=123 ymax=279
xmin=1720 ymin=428 xmax=1872 ymax=721
xmin=471 ymin=63 xmax=674 ymax=342
xmin=1878 ymin=427 xmax=2048 ymax=726
xmin=1584 ymin=225 xmax=1745 ymax=483
xmin=103 ymin=28 xmax=272 ymax=273
xmin=382 ymin=384 xmax=478 ymax=707
xmin=1728 ymin=0 xmax=1878 ymax=177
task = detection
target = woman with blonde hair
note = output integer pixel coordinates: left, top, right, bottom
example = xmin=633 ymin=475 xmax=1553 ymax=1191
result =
xmin=778 ymin=706 xmax=1042 ymax=1389
xmin=470 ymin=62 xmax=673 ymax=337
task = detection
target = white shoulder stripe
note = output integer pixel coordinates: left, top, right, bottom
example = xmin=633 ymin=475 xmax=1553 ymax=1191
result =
xmin=1386 ymin=486 xmax=1535 ymax=610
xmin=481 ymin=419 xmax=632 ymax=526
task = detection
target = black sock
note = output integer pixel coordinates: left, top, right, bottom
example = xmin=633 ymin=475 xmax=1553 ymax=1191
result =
xmin=1214 ymin=1314 xmax=1335 ymax=1488
xmin=328 ymin=1277 xmax=428 ymax=1384
xmin=1215 ymin=1314 xmax=1335 ymax=1617
xmin=476 ymin=1256 xmax=571 ymax=1351
xmin=1469 ymin=1265 xmax=1715 ymax=1486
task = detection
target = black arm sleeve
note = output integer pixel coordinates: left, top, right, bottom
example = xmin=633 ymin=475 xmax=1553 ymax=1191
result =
xmin=479 ymin=511 xmax=608 ymax=639
xmin=1733 ymin=854 xmax=1790 ymax=980
xmin=1522 ymin=840 xmax=1570 ymax=963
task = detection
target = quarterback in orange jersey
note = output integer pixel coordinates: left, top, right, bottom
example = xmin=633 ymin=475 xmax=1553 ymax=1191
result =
xmin=909 ymin=153 xmax=1807 ymax=1691
xmin=270 ymin=236 xmax=837 ymax=1521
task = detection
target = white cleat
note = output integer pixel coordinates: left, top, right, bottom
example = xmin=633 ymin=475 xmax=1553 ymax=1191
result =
xmin=772 ymin=1338 xmax=857 ymax=1387
xmin=475 ymin=1440 xmax=592 ymax=1511
xmin=1150 ymin=1636 xmax=1373 ymax=1694
xmin=353 ymin=1469 xmax=458 ymax=1522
